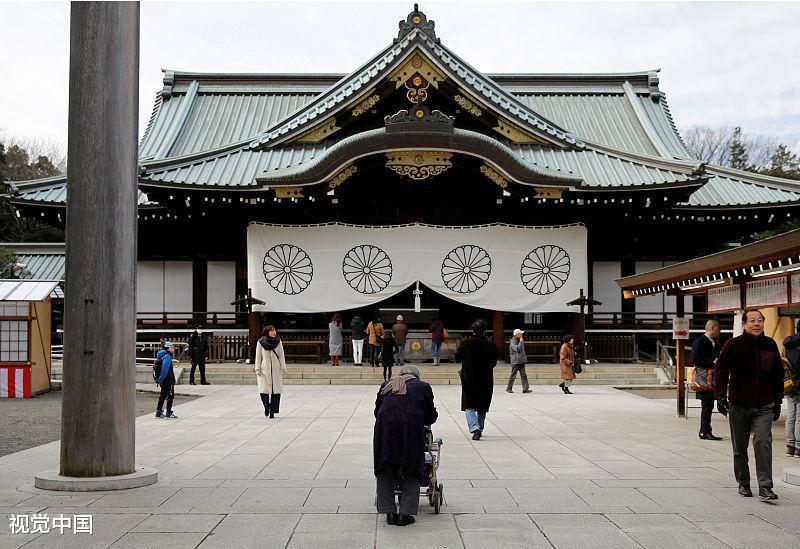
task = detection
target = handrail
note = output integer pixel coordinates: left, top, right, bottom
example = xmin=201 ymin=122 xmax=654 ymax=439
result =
xmin=655 ymin=340 xmax=676 ymax=384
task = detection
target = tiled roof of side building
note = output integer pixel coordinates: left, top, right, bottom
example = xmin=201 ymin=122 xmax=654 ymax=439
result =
xmin=5 ymin=176 xmax=153 ymax=206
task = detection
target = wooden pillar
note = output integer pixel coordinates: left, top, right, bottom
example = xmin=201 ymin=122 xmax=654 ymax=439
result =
xmin=675 ymin=295 xmax=686 ymax=418
xmin=492 ymin=311 xmax=504 ymax=355
xmin=248 ymin=312 xmax=262 ymax=364
xmin=61 ymin=1 xmax=139 ymax=476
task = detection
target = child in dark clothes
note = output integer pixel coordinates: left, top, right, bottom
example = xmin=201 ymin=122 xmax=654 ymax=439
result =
xmin=380 ymin=331 xmax=399 ymax=381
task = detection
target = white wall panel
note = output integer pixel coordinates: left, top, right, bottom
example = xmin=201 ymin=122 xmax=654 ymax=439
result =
xmin=163 ymin=261 xmax=193 ymax=317
xmin=591 ymin=262 xmax=621 ymax=312
xmin=207 ymin=261 xmax=236 ymax=312
xmin=137 ymin=261 xmax=164 ymax=317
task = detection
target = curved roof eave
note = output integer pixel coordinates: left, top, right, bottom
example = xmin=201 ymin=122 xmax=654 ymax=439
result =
xmin=253 ymin=127 xmax=583 ymax=188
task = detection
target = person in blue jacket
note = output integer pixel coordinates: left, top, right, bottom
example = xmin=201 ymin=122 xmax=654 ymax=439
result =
xmin=156 ymin=341 xmax=178 ymax=419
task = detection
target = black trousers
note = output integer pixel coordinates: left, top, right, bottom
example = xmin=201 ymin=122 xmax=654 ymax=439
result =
xmin=190 ymin=359 xmax=206 ymax=383
xmin=729 ymin=403 xmax=774 ymax=488
xmin=382 ymin=364 xmax=393 ymax=381
xmin=157 ymin=382 xmax=174 ymax=413
xmin=699 ymin=392 xmax=714 ymax=435
xmin=260 ymin=393 xmax=282 ymax=415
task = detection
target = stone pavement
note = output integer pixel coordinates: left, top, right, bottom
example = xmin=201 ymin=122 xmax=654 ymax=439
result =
xmin=2 ymin=384 xmax=800 ymax=548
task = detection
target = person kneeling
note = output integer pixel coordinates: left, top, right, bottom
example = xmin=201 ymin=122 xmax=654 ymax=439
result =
xmin=374 ymin=365 xmax=438 ymax=526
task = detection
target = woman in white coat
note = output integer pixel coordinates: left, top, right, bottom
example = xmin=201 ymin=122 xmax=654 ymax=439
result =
xmin=255 ymin=324 xmax=288 ymax=418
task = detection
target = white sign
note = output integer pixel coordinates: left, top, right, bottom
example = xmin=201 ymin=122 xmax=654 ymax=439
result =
xmin=247 ymin=223 xmax=588 ymax=313
xmin=672 ymin=317 xmax=690 ymax=340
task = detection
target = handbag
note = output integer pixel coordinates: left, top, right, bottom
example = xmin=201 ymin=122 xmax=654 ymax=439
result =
xmin=691 ymin=367 xmax=713 ymax=392
xmin=572 ymin=362 xmax=582 ymax=374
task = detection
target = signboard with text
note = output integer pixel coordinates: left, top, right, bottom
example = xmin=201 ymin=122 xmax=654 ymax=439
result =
xmin=672 ymin=317 xmax=689 ymax=340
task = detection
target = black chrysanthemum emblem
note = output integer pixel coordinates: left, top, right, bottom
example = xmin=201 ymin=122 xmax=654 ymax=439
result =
xmin=262 ymin=244 xmax=313 ymax=295
xmin=520 ymin=245 xmax=571 ymax=295
xmin=441 ymin=245 xmax=492 ymax=293
xmin=342 ymin=245 xmax=393 ymax=294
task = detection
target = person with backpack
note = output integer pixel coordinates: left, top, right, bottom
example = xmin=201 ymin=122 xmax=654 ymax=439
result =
xmin=255 ymin=324 xmax=288 ymax=419
xmin=783 ymin=319 xmax=800 ymax=458
xmin=188 ymin=324 xmax=210 ymax=385
xmin=367 ymin=316 xmax=385 ymax=367
xmin=155 ymin=341 xmax=178 ymax=419
xmin=428 ymin=318 xmax=445 ymax=365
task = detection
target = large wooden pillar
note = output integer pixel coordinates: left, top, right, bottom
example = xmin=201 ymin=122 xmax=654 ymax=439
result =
xmin=492 ymin=311 xmax=504 ymax=356
xmin=60 ymin=2 xmax=139 ymax=477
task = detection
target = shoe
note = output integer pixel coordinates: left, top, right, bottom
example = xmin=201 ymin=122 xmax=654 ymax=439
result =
xmin=523 ymin=389 xmax=533 ymax=394
xmin=564 ymin=387 xmax=573 ymax=394
xmin=164 ymin=412 xmax=178 ymax=419
xmin=738 ymin=484 xmax=752 ymax=497
xmin=189 ymin=381 xmax=196 ymax=385
xmin=559 ymin=382 xmax=564 ymax=388
xmin=201 ymin=381 xmax=210 ymax=385
xmin=264 ymin=408 xmax=269 ymax=417
xmin=155 ymin=411 xmax=163 ymax=419
xmin=395 ymin=514 xmax=415 ymax=526
xmin=699 ymin=433 xmax=723 ymax=441
xmin=787 ymin=446 xmax=796 ymax=457
xmin=471 ymin=430 xmax=482 ymax=440
xmin=269 ymin=413 xmax=275 ymax=419
xmin=386 ymin=512 xmax=398 ymax=525
xmin=758 ymin=487 xmax=778 ymax=501
xmin=506 ymin=388 xmax=513 ymax=393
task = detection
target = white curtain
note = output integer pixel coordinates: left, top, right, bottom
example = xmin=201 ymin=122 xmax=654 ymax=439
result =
xmin=247 ymin=223 xmax=587 ymax=313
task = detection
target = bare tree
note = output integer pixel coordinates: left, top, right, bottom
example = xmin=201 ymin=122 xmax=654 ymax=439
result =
xmin=681 ymin=126 xmax=778 ymax=170
xmin=0 ymin=132 xmax=66 ymax=174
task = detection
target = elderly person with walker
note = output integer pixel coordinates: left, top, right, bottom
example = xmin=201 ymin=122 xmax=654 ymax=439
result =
xmin=374 ymin=365 xmax=438 ymax=526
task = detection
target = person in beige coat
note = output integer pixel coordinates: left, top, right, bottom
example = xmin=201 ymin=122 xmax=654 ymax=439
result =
xmin=255 ymin=324 xmax=288 ymax=418
xmin=559 ymin=334 xmax=576 ymax=394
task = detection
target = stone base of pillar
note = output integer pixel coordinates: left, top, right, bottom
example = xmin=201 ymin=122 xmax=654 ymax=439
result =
xmin=34 ymin=466 xmax=157 ymax=492
xmin=784 ymin=467 xmax=800 ymax=486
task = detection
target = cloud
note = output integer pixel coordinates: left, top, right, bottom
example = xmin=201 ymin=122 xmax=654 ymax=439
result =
xmin=1 ymin=1 xmax=799 ymax=151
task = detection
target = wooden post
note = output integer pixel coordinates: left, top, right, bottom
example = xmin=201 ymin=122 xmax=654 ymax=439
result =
xmin=492 ymin=311 xmax=504 ymax=356
xmin=675 ymin=294 xmax=686 ymax=417
xmin=61 ymin=2 xmax=139 ymax=476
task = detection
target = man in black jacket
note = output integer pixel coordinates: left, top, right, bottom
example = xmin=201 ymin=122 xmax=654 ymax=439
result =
xmin=455 ymin=319 xmax=498 ymax=440
xmin=692 ymin=319 xmax=722 ymax=440
xmin=188 ymin=325 xmax=210 ymax=385
xmin=715 ymin=309 xmax=784 ymax=501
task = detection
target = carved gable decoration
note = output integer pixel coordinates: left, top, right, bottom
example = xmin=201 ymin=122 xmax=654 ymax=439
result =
xmin=388 ymin=52 xmax=446 ymax=92
xmin=384 ymin=103 xmax=454 ymax=135
xmin=385 ymin=151 xmax=453 ymax=181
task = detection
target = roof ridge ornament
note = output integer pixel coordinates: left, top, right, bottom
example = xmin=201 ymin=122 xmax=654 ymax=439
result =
xmin=385 ymin=101 xmax=454 ymax=134
xmin=397 ymin=4 xmax=438 ymax=42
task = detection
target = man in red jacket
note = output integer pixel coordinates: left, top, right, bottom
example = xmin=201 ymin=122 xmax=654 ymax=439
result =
xmin=715 ymin=309 xmax=784 ymax=500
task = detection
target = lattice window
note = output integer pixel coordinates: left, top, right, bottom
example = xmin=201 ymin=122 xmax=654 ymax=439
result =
xmin=0 ymin=320 xmax=29 ymax=362
xmin=792 ymin=274 xmax=800 ymax=304
xmin=0 ymin=302 xmax=29 ymax=317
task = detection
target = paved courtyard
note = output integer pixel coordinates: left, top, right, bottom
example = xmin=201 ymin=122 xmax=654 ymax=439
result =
xmin=2 ymin=384 xmax=800 ymax=548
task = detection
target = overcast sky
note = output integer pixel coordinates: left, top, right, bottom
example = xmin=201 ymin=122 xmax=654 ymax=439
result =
xmin=1 ymin=1 xmax=799 ymax=155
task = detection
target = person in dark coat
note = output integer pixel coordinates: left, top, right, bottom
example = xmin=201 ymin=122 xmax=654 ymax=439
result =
xmin=188 ymin=324 xmax=210 ymax=385
xmin=381 ymin=331 xmax=399 ymax=381
xmin=428 ymin=318 xmax=445 ymax=365
xmin=350 ymin=314 xmax=366 ymax=365
xmin=455 ymin=319 xmax=497 ymax=440
xmin=374 ymin=364 xmax=438 ymax=526
xmin=715 ymin=309 xmax=784 ymax=501
xmin=692 ymin=319 xmax=721 ymax=440
xmin=784 ymin=319 xmax=800 ymax=457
